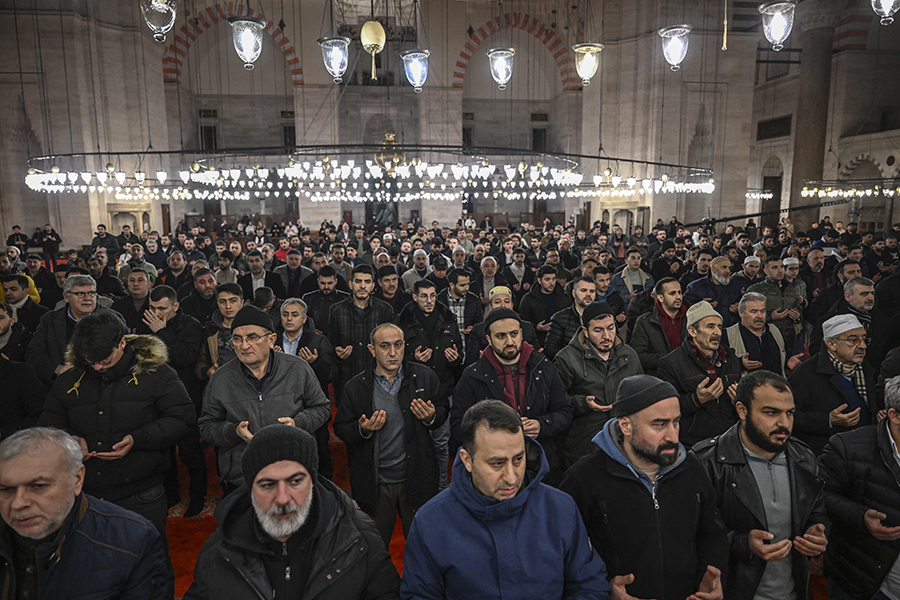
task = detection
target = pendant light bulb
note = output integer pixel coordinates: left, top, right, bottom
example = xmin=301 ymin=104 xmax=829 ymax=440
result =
xmin=318 ymin=35 xmax=351 ymax=83
xmin=140 ymin=0 xmax=177 ymax=43
xmin=486 ymin=47 xmax=516 ymax=90
xmin=572 ymin=43 xmax=604 ymax=86
xmin=227 ymin=15 xmax=267 ymax=70
xmin=658 ymin=24 xmax=692 ymax=71
xmin=759 ymin=1 xmax=796 ymax=51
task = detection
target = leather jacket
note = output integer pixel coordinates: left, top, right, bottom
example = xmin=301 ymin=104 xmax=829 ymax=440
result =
xmin=693 ymin=423 xmax=829 ymax=600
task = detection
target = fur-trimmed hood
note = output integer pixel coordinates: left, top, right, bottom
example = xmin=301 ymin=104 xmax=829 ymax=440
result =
xmin=65 ymin=334 xmax=168 ymax=375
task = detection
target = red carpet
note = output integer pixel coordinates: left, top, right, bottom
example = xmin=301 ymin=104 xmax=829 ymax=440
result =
xmin=166 ymin=404 xmax=406 ymax=597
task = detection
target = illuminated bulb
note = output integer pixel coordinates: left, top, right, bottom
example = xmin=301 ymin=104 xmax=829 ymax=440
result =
xmin=759 ymin=1 xmax=796 ymax=51
xmin=486 ymin=47 xmax=516 ymax=90
xmin=572 ymin=43 xmax=603 ymax=86
xmin=227 ymin=15 xmax=267 ymax=70
xmin=658 ymin=25 xmax=692 ymax=71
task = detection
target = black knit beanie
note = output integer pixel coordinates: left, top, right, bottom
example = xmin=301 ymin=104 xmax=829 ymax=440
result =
xmin=241 ymin=425 xmax=319 ymax=484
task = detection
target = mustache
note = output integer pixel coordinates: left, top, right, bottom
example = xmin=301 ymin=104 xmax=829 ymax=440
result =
xmin=769 ymin=428 xmax=791 ymax=437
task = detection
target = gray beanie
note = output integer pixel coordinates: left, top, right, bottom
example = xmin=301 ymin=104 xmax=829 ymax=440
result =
xmin=612 ymin=375 xmax=679 ymax=418
xmin=241 ymin=425 xmax=318 ymax=485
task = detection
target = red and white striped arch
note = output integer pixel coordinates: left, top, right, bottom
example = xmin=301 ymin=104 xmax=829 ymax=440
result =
xmin=161 ymin=2 xmax=303 ymax=86
xmin=452 ymin=13 xmax=580 ymax=91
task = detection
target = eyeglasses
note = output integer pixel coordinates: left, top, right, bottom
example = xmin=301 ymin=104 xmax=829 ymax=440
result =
xmin=833 ymin=336 xmax=870 ymax=347
xmin=232 ymin=333 xmax=270 ymax=345
xmin=67 ymin=290 xmax=97 ymax=299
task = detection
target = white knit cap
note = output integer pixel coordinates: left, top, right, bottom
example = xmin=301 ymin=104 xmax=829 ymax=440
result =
xmin=783 ymin=257 xmax=800 ymax=266
xmin=822 ymin=314 xmax=864 ymax=340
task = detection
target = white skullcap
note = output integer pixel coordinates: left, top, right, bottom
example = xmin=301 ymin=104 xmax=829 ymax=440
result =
xmin=822 ymin=314 xmax=864 ymax=340
xmin=413 ymin=249 xmax=428 ymax=257
xmin=783 ymin=257 xmax=800 ymax=266
xmin=744 ymin=255 xmax=761 ymax=265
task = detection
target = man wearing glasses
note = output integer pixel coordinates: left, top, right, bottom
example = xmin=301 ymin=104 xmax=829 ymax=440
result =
xmin=27 ymin=274 xmax=115 ymax=384
xmin=199 ymin=305 xmax=331 ymax=495
xmin=789 ymin=314 xmax=878 ymax=455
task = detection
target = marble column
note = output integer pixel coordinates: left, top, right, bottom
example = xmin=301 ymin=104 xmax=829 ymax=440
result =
xmin=788 ymin=0 xmax=844 ymax=227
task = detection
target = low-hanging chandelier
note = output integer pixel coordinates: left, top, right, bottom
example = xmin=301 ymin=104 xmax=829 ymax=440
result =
xmin=24 ymin=139 xmax=715 ymax=205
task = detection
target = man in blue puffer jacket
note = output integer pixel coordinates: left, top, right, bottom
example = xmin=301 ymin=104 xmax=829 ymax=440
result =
xmin=400 ymin=399 xmax=610 ymax=600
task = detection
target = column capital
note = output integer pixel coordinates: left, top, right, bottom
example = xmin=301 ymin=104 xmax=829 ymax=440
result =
xmin=795 ymin=0 xmax=845 ymax=33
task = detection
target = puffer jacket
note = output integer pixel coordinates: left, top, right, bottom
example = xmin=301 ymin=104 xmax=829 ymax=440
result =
xmin=518 ymin=283 xmax=571 ymax=344
xmin=553 ymin=330 xmax=642 ymax=463
xmin=0 ymin=494 xmax=169 ymax=600
xmin=560 ymin=420 xmax=729 ymax=600
xmin=184 ymin=478 xmax=400 ymax=600
xmin=683 ymin=275 xmax=743 ymax=327
xmin=452 ymin=346 xmax=572 ymax=480
xmin=693 ymin=423 xmax=829 ymax=600
xmin=400 ymin=437 xmax=610 ymax=600
xmin=544 ymin=305 xmax=584 ymax=359
xmin=656 ymin=338 xmax=741 ymax=448
xmin=818 ymin=421 xmax=900 ymax=600
xmin=395 ymin=301 xmax=462 ymax=398
xmin=199 ymin=351 xmax=332 ymax=487
xmin=333 ymin=362 xmax=448 ymax=516
xmin=40 ymin=335 xmax=195 ymax=501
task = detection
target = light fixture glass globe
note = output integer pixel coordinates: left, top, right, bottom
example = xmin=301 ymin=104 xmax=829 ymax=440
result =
xmin=872 ymin=0 xmax=900 ymax=24
xmin=400 ymin=48 xmax=430 ymax=93
xmin=486 ymin=47 xmax=516 ymax=90
xmin=318 ymin=35 xmax=351 ymax=83
xmin=572 ymin=42 xmax=604 ymax=86
xmin=759 ymin=1 xmax=795 ymax=51
xmin=658 ymin=24 xmax=692 ymax=71
xmin=227 ymin=15 xmax=267 ymax=70
xmin=140 ymin=0 xmax=177 ymax=43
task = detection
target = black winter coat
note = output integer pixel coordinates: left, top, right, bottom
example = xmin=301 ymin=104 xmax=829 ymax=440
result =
xmin=630 ymin=306 xmax=688 ymax=376
xmin=13 ymin=297 xmax=48 ymax=334
xmin=657 ymin=339 xmax=741 ymax=448
xmin=518 ymin=284 xmax=571 ymax=344
xmin=543 ymin=305 xmax=584 ymax=359
xmin=40 ymin=335 xmax=195 ymax=501
xmin=184 ymin=478 xmax=400 ymax=600
xmin=0 ymin=357 xmax=44 ymax=438
xmin=303 ymin=289 xmax=349 ymax=336
xmin=153 ymin=311 xmax=205 ymax=404
xmin=788 ymin=351 xmax=878 ymax=456
xmin=693 ymin=423 xmax=829 ymax=600
xmin=333 ymin=362 xmax=448 ymax=516
xmin=452 ymin=348 xmax=572 ymax=478
xmin=277 ymin=318 xmax=338 ymax=391
xmin=395 ymin=302 xmax=462 ymax=397
xmin=560 ymin=424 xmax=729 ymax=600
xmin=328 ymin=297 xmax=393 ymax=384
xmin=1 ymin=322 xmax=31 ymax=362
xmin=237 ymin=271 xmax=287 ymax=301
xmin=818 ymin=421 xmax=900 ymax=600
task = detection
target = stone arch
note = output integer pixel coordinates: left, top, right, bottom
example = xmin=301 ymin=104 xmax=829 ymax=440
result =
xmin=840 ymin=152 xmax=885 ymax=179
xmin=762 ymin=155 xmax=783 ymax=177
xmin=161 ymin=3 xmax=303 ymax=86
xmin=452 ymin=13 xmax=579 ymax=91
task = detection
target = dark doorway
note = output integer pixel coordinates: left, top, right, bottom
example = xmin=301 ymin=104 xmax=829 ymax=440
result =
xmin=761 ymin=176 xmax=782 ymax=230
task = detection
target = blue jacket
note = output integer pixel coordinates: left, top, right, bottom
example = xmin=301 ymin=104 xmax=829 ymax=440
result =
xmin=0 ymin=493 xmax=168 ymax=599
xmin=400 ymin=437 xmax=610 ymax=600
xmin=683 ymin=275 xmax=743 ymax=327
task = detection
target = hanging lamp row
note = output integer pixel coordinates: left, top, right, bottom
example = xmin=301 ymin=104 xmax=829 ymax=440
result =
xmin=141 ymin=0 xmax=899 ymax=82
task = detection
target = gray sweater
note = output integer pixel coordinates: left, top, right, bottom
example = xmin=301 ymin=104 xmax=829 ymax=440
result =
xmin=199 ymin=351 xmax=331 ymax=486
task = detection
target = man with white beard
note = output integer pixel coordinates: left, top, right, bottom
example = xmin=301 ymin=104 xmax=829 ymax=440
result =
xmin=185 ymin=425 xmax=400 ymax=599
xmin=684 ymin=256 xmax=744 ymax=327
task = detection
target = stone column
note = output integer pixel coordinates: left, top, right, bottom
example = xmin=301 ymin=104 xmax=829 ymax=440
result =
xmin=788 ymin=0 xmax=844 ymax=228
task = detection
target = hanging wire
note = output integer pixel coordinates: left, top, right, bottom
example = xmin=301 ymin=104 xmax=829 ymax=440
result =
xmin=86 ymin=0 xmax=103 ymax=156
xmin=138 ymin=6 xmax=154 ymax=151
xmin=58 ymin=0 xmax=76 ymax=156
xmin=12 ymin=0 xmax=31 ymax=158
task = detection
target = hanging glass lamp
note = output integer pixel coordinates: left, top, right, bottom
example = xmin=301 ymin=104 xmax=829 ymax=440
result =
xmin=487 ymin=47 xmax=516 ymax=90
xmin=871 ymin=0 xmax=900 ymax=24
xmin=227 ymin=15 xmax=267 ymax=70
xmin=658 ymin=24 xmax=692 ymax=71
xmin=140 ymin=0 xmax=177 ymax=43
xmin=360 ymin=20 xmax=386 ymax=80
xmin=572 ymin=42 xmax=604 ymax=86
xmin=400 ymin=49 xmax=430 ymax=92
xmin=759 ymin=1 xmax=796 ymax=51
xmin=318 ymin=35 xmax=351 ymax=83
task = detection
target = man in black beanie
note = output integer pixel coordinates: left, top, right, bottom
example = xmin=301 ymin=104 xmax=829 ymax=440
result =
xmin=199 ymin=306 xmax=331 ymax=494
xmin=560 ymin=374 xmax=729 ymax=600
xmin=185 ymin=425 xmax=400 ymax=599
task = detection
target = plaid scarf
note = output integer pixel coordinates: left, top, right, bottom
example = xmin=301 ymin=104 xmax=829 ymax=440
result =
xmin=827 ymin=350 xmax=869 ymax=410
